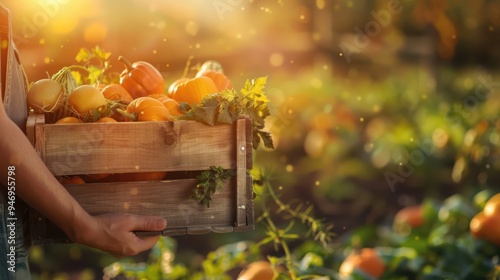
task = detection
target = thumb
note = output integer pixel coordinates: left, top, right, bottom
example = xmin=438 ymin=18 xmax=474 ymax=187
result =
xmin=133 ymin=216 xmax=167 ymax=231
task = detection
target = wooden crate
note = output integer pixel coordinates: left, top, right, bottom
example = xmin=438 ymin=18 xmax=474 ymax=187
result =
xmin=26 ymin=113 xmax=254 ymax=244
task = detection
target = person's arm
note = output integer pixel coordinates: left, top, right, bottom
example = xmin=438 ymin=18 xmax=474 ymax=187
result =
xmin=0 ymin=96 xmax=166 ymax=258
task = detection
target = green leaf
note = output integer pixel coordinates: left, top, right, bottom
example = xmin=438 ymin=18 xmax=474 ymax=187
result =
xmin=217 ymin=102 xmax=238 ymax=124
xmin=75 ymin=48 xmax=92 ymax=62
xmin=86 ymin=65 xmax=103 ymax=84
xmin=183 ymin=76 xmax=274 ymax=150
xmin=178 ymin=102 xmax=192 ymax=113
xmin=282 ymin=233 xmax=300 ymax=239
xmin=240 ymin=76 xmax=269 ymax=105
xmin=252 ymin=132 xmax=261 ymax=149
xmin=70 ymin=71 xmax=82 ymax=85
xmin=220 ymin=89 xmax=237 ymax=101
xmin=191 ymin=167 xmax=236 ymax=208
xmin=244 ymin=106 xmax=266 ymax=127
xmin=193 ymin=106 xmax=218 ymax=125
xmin=93 ymin=45 xmax=112 ymax=60
xmin=256 ymin=129 xmax=274 ymax=149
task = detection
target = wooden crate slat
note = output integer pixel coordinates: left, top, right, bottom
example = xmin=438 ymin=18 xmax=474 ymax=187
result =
xmin=41 ymin=120 xmax=237 ymax=176
xmin=36 ymin=123 xmax=46 ymax=162
xmin=65 ymin=179 xmax=236 ymax=228
xmin=236 ymin=118 xmax=250 ymax=227
xmin=26 ymin=113 xmax=37 ymax=146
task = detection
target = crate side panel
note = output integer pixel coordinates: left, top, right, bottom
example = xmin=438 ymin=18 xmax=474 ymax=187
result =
xmin=65 ymin=179 xmax=236 ymax=228
xmin=42 ymin=121 xmax=237 ymax=176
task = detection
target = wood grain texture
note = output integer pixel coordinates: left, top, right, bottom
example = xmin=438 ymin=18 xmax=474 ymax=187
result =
xmin=38 ymin=119 xmax=240 ymax=176
xmin=26 ymin=113 xmax=37 ymax=145
xmin=65 ymin=179 xmax=236 ymax=228
xmin=236 ymin=118 xmax=248 ymax=227
xmin=26 ymin=114 xmax=255 ymax=243
xmin=30 ymin=176 xmax=255 ymax=244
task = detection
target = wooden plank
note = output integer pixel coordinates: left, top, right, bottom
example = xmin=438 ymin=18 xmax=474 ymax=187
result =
xmin=245 ymin=117 xmax=253 ymax=169
xmin=30 ymin=178 xmax=240 ymax=244
xmin=26 ymin=113 xmax=45 ymax=153
xmin=243 ymin=118 xmax=254 ymax=228
xmin=245 ymin=174 xmax=254 ymax=229
xmin=235 ymin=118 xmax=249 ymax=227
xmin=34 ymin=114 xmax=46 ymax=162
xmin=39 ymin=119 xmax=238 ymax=176
xmin=26 ymin=113 xmax=37 ymax=145
xmin=64 ymin=179 xmax=236 ymax=228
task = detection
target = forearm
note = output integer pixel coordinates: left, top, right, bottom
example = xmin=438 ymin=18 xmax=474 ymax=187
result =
xmin=0 ymin=116 xmax=93 ymax=242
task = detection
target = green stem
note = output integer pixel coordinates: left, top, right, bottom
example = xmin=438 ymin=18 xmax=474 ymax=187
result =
xmin=53 ymin=65 xmax=100 ymax=87
xmin=280 ymin=238 xmax=297 ymax=280
xmin=260 ymin=180 xmax=298 ymax=279
xmin=118 ymin=56 xmax=134 ymax=72
xmin=116 ymin=108 xmax=137 ymax=121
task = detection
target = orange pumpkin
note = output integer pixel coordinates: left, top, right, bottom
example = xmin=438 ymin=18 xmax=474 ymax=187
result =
xmin=118 ymin=56 xmax=165 ymax=99
xmin=195 ymin=70 xmax=232 ymax=92
xmin=393 ymin=205 xmax=424 ymax=232
xmin=100 ymin=85 xmax=132 ymax=122
xmin=339 ymin=248 xmax=385 ymax=278
xmin=147 ymin=93 xmax=168 ymax=99
xmin=157 ymin=96 xmax=184 ymax=116
xmin=109 ymin=172 xmax=167 ymax=182
xmin=96 ymin=117 xmax=118 ymax=123
xmin=101 ymin=84 xmax=134 ymax=104
xmin=55 ymin=116 xmax=83 ymax=124
xmin=85 ymin=173 xmax=111 ymax=182
xmin=171 ymin=76 xmax=218 ymax=105
xmin=167 ymin=77 xmax=190 ymax=96
xmin=470 ymin=212 xmax=500 ymax=246
xmin=119 ymin=97 xmax=170 ymax=121
xmin=58 ymin=176 xmax=86 ymax=185
xmin=484 ymin=193 xmax=500 ymax=216
xmin=236 ymin=261 xmax=274 ymax=280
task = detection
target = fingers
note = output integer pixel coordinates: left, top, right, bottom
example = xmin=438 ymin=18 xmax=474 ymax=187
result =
xmin=127 ymin=216 xmax=166 ymax=255
xmin=138 ymin=215 xmax=167 ymax=231
xmin=133 ymin=235 xmax=161 ymax=254
xmin=111 ymin=234 xmax=161 ymax=258
xmin=90 ymin=213 xmax=167 ymax=257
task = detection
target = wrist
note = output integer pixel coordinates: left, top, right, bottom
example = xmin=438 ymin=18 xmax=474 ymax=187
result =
xmin=65 ymin=210 xmax=98 ymax=245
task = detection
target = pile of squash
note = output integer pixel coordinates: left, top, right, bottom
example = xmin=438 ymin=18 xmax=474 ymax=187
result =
xmin=26 ymin=50 xmax=233 ymax=184
xmin=27 ymin=55 xmax=232 ymax=124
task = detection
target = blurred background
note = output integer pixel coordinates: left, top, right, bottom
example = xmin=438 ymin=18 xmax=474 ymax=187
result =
xmin=2 ymin=0 xmax=499 ymax=278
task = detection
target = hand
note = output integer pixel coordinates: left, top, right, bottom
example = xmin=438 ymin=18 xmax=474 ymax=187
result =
xmin=74 ymin=213 xmax=167 ymax=258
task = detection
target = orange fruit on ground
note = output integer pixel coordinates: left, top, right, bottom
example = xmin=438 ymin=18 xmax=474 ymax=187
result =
xmin=237 ymin=261 xmax=274 ymax=280
xmin=470 ymin=211 xmax=500 ymax=246
xmin=484 ymin=193 xmax=500 ymax=216
xmin=339 ymin=248 xmax=385 ymax=278
xmin=393 ymin=205 xmax=424 ymax=230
